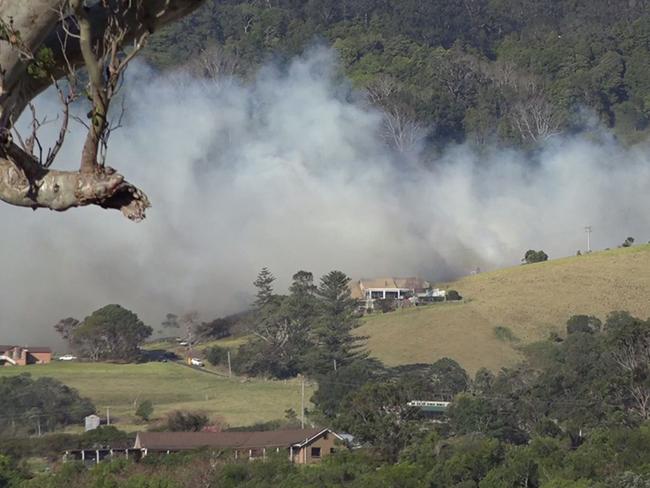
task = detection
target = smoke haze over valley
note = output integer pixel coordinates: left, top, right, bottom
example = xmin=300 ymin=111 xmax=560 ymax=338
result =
xmin=3 ymin=47 xmax=650 ymax=345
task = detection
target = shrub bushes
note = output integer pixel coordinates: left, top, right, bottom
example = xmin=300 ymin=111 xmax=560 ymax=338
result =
xmin=447 ymin=290 xmax=462 ymax=301
xmin=523 ymin=249 xmax=549 ymax=264
xmin=205 ymin=346 xmax=229 ymax=367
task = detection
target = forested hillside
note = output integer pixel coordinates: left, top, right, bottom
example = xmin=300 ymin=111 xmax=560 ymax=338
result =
xmin=144 ymin=0 xmax=650 ymax=148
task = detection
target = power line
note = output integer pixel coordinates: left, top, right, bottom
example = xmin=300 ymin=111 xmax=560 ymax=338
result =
xmin=300 ymin=374 xmax=305 ymax=429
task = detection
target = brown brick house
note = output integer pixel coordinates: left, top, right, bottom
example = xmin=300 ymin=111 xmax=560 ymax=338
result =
xmin=134 ymin=428 xmax=345 ymax=464
xmin=0 ymin=345 xmax=52 ymax=366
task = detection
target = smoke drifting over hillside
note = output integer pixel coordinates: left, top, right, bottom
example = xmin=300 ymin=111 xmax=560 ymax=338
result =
xmin=2 ymin=47 xmax=650 ymax=344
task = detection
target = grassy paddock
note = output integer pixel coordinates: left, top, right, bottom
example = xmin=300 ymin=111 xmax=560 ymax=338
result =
xmin=0 ymin=361 xmax=311 ymax=431
xmin=360 ymin=244 xmax=650 ymax=374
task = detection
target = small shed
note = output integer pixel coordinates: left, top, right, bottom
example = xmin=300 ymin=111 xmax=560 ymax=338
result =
xmin=85 ymin=414 xmax=101 ymax=432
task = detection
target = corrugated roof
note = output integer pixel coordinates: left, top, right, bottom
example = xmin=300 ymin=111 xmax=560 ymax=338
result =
xmin=358 ymin=277 xmax=430 ymax=290
xmin=393 ymin=277 xmax=430 ymax=290
xmin=360 ymin=278 xmax=399 ymax=289
xmin=135 ymin=428 xmax=328 ymax=451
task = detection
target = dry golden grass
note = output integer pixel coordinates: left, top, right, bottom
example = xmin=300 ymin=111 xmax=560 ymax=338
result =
xmin=359 ymin=244 xmax=650 ymax=374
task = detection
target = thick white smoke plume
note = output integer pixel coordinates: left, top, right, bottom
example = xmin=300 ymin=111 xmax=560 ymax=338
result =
xmin=2 ymin=47 xmax=650 ymax=345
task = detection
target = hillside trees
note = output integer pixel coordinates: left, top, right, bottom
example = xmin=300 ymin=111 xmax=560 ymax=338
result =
xmin=143 ymin=0 xmax=650 ymax=146
xmin=445 ymin=312 xmax=650 ymax=447
xmin=0 ymin=0 xmax=203 ymax=219
xmin=53 ymin=317 xmax=80 ymax=343
xmin=310 ymin=357 xmax=385 ymax=419
xmin=0 ymin=455 xmax=26 ymax=487
xmin=430 ymin=357 xmax=470 ymax=400
xmin=0 ymin=374 xmax=95 ymax=436
xmin=205 ymin=345 xmax=228 ymax=366
xmin=308 ymin=270 xmax=368 ymax=374
xmin=566 ymin=315 xmax=602 ymax=335
xmin=336 ymin=381 xmax=423 ymax=462
xmin=161 ymin=313 xmax=179 ymax=330
xmin=195 ymin=316 xmax=233 ymax=340
xmin=604 ymin=311 xmax=650 ymax=420
xmin=252 ymin=267 xmax=275 ymax=309
xmin=236 ymin=268 xmax=367 ymax=379
xmin=235 ymin=269 xmax=315 ymax=378
xmin=365 ymin=75 xmax=428 ymax=153
xmin=54 ymin=304 xmax=152 ymax=361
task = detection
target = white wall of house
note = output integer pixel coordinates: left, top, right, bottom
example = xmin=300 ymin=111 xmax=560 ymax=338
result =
xmin=364 ymin=288 xmax=411 ymax=299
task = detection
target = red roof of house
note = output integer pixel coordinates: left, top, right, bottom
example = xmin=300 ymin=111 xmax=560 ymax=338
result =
xmin=0 ymin=345 xmax=51 ymax=353
xmin=135 ymin=428 xmax=333 ymax=451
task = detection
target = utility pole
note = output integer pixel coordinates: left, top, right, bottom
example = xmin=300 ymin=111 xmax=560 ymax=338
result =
xmin=227 ymin=350 xmax=232 ymax=378
xmin=585 ymin=226 xmax=592 ymax=253
xmin=300 ymin=375 xmax=305 ymax=429
xmin=106 ymin=407 xmax=110 ymax=426
xmin=187 ymin=321 xmax=193 ymax=362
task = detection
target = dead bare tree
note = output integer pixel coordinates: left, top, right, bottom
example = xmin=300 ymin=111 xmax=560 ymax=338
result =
xmin=382 ymin=108 xmax=427 ymax=154
xmin=611 ymin=336 xmax=650 ymax=421
xmin=0 ymin=0 xmax=204 ymax=221
xmin=186 ymin=44 xmax=243 ymax=90
xmin=509 ymin=93 xmax=563 ymax=144
xmin=479 ymin=60 xmax=564 ymax=144
xmin=366 ymin=75 xmax=428 ymax=154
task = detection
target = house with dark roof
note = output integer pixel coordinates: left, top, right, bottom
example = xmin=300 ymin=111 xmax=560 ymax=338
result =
xmin=133 ymin=428 xmax=345 ymax=464
xmin=0 ymin=345 xmax=52 ymax=366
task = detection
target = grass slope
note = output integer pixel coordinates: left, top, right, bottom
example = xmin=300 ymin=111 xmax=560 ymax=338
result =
xmin=359 ymin=244 xmax=650 ymax=374
xmin=0 ymin=361 xmax=310 ymax=431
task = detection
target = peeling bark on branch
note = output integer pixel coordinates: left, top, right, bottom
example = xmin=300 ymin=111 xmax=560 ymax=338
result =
xmin=0 ymin=141 xmax=149 ymax=220
xmin=0 ymin=1 xmax=65 ymax=127
xmin=0 ymin=0 xmax=204 ymax=220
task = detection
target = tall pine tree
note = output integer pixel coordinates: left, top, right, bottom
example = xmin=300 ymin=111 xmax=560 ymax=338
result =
xmin=239 ymin=267 xmax=308 ymax=378
xmin=253 ymin=267 xmax=275 ymax=310
xmin=309 ymin=270 xmax=367 ymax=374
xmin=288 ymin=270 xmax=318 ymax=325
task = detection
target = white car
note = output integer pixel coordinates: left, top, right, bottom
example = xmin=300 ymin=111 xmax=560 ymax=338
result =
xmin=190 ymin=358 xmax=204 ymax=367
xmin=58 ymin=354 xmax=77 ymax=361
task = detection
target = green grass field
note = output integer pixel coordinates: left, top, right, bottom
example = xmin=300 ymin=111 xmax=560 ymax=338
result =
xmin=0 ymin=361 xmax=311 ymax=432
xmin=359 ymin=244 xmax=650 ymax=374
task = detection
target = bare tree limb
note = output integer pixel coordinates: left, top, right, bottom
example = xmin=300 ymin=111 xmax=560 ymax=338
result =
xmin=0 ymin=0 xmax=205 ymax=220
xmin=5 ymin=0 xmax=204 ymax=121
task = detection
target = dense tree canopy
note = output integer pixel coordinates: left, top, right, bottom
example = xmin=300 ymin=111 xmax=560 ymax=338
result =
xmin=55 ymin=304 xmax=152 ymax=361
xmin=0 ymin=373 xmax=94 ymax=436
xmin=146 ymin=0 xmax=650 ymax=149
xmin=235 ymin=268 xmax=366 ymax=379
